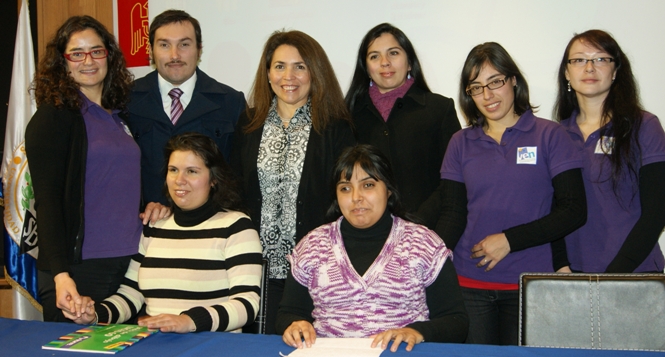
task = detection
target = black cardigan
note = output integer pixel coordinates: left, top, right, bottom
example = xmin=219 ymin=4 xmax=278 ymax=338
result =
xmin=25 ymin=104 xmax=88 ymax=275
xmin=230 ymin=110 xmax=355 ymax=245
xmin=351 ymin=86 xmax=461 ymax=228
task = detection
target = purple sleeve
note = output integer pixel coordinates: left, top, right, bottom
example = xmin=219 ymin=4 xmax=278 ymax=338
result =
xmin=546 ymin=124 xmax=584 ymax=178
xmin=440 ymin=131 xmax=465 ymax=183
xmin=639 ymin=113 xmax=665 ymax=166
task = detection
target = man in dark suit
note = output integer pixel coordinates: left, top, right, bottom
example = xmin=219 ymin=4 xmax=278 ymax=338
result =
xmin=127 ymin=9 xmax=245 ymax=205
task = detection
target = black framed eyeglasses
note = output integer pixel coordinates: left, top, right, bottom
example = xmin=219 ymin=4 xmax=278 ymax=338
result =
xmin=466 ymin=77 xmax=508 ymax=96
xmin=567 ymin=57 xmax=614 ymax=67
xmin=63 ymin=49 xmax=109 ymax=62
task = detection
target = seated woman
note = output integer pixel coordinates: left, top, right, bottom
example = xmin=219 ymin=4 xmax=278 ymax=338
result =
xmin=65 ymin=133 xmax=263 ymax=333
xmin=276 ymin=145 xmax=468 ymax=352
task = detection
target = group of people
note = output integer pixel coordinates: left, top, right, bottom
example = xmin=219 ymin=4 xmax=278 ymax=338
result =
xmin=24 ymin=6 xmax=665 ymax=352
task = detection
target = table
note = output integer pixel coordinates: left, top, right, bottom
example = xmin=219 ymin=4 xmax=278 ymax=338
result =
xmin=0 ymin=318 xmax=660 ymax=356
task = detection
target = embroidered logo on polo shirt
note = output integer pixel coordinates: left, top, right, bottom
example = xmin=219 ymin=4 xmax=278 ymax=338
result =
xmin=595 ymin=136 xmax=614 ymax=154
xmin=516 ymin=146 xmax=537 ymax=165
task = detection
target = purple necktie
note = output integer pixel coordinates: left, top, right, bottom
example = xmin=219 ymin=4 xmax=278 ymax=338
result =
xmin=168 ymin=88 xmax=184 ymax=125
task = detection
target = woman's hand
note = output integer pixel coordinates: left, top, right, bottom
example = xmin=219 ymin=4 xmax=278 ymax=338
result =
xmin=371 ymin=327 xmax=424 ymax=352
xmin=62 ymin=296 xmax=96 ymax=324
xmin=53 ymin=272 xmax=83 ymax=316
xmin=137 ymin=314 xmax=196 ymax=333
xmin=140 ymin=202 xmax=172 ymax=225
xmin=471 ymin=233 xmax=511 ymax=271
xmin=282 ymin=320 xmax=316 ymax=349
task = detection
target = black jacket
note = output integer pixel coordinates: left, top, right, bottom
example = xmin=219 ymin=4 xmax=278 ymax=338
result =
xmin=230 ymin=110 xmax=355 ymax=243
xmin=25 ymin=104 xmax=87 ymax=274
xmin=351 ymin=85 xmax=461 ymax=227
xmin=127 ymin=69 xmax=246 ymax=205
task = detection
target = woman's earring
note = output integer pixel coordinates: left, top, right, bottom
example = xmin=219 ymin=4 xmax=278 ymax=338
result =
xmin=567 ymin=81 xmax=571 ymax=92
xmin=407 ymin=72 xmax=412 ymax=80
xmin=369 ymin=78 xmax=373 ymax=87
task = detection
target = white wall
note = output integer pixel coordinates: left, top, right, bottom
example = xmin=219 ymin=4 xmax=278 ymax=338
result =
xmin=145 ymin=0 xmax=665 ymax=124
xmin=139 ymin=0 xmax=665 ymax=251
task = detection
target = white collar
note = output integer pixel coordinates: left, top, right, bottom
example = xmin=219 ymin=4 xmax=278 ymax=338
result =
xmin=158 ymin=70 xmax=197 ymax=111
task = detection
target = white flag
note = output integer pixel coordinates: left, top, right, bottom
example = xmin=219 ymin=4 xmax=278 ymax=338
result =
xmin=2 ymin=0 xmax=42 ymax=320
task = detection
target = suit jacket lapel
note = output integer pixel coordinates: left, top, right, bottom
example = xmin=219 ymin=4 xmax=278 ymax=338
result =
xmin=130 ymin=71 xmax=170 ymax=124
xmin=175 ymin=88 xmax=220 ymax=126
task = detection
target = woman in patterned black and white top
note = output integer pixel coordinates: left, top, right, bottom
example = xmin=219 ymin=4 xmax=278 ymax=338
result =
xmin=231 ymin=30 xmax=355 ymax=334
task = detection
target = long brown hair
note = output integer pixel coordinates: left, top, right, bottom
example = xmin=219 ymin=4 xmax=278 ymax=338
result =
xmin=554 ymin=29 xmax=643 ymax=196
xmin=31 ymin=15 xmax=133 ymax=110
xmin=245 ymin=30 xmax=350 ymax=134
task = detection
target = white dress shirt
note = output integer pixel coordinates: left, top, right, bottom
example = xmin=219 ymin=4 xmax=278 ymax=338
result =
xmin=157 ymin=71 xmax=197 ymax=120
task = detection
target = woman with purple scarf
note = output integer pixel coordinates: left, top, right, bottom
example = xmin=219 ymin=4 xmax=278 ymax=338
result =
xmin=344 ymin=23 xmax=461 ymax=228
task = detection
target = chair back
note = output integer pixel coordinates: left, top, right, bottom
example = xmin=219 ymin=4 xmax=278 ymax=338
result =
xmin=519 ymin=273 xmax=665 ymax=351
xmin=243 ymin=259 xmax=269 ymax=334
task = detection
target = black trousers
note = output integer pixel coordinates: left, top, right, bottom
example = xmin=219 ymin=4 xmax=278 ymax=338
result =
xmin=39 ymin=255 xmax=132 ymax=322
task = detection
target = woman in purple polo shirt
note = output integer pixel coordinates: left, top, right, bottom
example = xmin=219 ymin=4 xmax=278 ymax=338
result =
xmin=25 ymin=16 xmax=167 ymax=322
xmin=436 ymin=42 xmax=587 ymax=345
xmin=554 ymin=29 xmax=665 ymax=273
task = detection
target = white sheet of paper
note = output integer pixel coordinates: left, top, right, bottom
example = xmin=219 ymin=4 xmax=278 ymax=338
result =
xmin=282 ymin=338 xmax=384 ymax=357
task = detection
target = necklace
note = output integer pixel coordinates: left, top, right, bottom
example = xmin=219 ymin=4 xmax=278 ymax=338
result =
xmin=280 ymin=116 xmax=291 ymax=128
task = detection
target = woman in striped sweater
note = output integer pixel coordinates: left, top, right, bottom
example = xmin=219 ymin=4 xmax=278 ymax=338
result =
xmin=65 ymin=133 xmax=263 ymax=333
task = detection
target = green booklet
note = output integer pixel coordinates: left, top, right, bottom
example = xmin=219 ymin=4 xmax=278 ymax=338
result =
xmin=42 ymin=324 xmax=158 ymax=354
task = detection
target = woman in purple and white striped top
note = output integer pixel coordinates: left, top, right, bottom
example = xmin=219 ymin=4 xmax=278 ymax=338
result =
xmin=277 ymin=145 xmax=468 ymax=352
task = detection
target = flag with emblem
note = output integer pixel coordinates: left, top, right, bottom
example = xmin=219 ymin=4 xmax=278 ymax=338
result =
xmin=2 ymin=0 xmax=42 ymax=320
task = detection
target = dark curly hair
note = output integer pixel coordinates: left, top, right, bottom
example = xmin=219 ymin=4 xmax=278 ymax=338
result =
xmin=163 ymin=132 xmax=246 ymax=214
xmin=554 ymin=29 xmax=643 ymax=196
xmin=31 ymin=15 xmax=133 ymax=110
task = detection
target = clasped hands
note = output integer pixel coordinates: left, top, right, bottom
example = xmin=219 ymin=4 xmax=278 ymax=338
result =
xmin=56 ymin=202 xmax=171 ymax=322
xmin=283 ymin=321 xmax=424 ymax=352
xmin=61 ymin=295 xmax=196 ymax=333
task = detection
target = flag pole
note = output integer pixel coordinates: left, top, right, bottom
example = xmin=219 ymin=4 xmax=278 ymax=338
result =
xmin=2 ymin=0 xmax=42 ymax=321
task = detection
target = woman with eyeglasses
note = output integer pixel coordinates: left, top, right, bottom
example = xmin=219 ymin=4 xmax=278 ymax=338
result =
xmin=554 ymin=30 xmax=665 ymax=273
xmin=26 ymin=16 xmax=168 ymax=322
xmin=436 ymin=42 xmax=587 ymax=345
xmin=345 ymin=23 xmax=461 ymax=228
